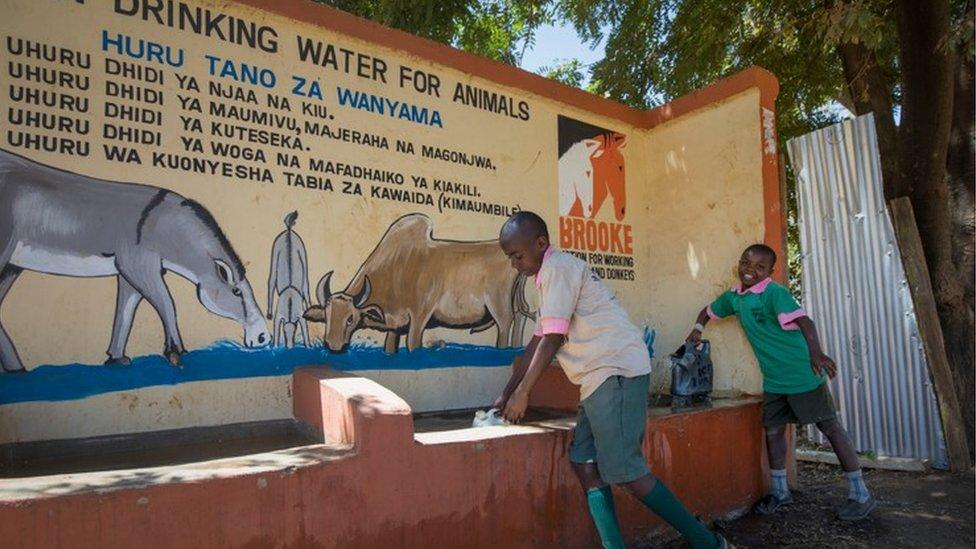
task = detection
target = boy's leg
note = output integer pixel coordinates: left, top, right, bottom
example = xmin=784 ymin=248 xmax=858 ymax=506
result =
xmin=765 ymin=424 xmax=789 ymax=469
xmin=794 ymin=384 xmax=875 ymax=520
xmin=816 ymin=418 xmax=873 ymax=508
xmin=815 ymin=419 xmax=860 ymax=472
xmin=754 ymin=393 xmax=794 ymax=514
xmin=585 ymin=374 xmax=722 ymax=549
xmin=570 ymin=407 xmax=625 ymax=549
xmin=765 ymin=425 xmax=791 ymax=496
xmin=620 ymin=474 xmax=723 ymax=549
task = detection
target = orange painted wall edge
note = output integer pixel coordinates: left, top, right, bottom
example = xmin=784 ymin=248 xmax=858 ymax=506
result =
xmin=232 ymin=0 xmax=787 ymax=274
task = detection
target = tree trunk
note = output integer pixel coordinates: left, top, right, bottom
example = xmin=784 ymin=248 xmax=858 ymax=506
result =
xmin=837 ymin=41 xmax=902 ymax=198
xmin=896 ymin=0 xmax=976 ymax=452
xmin=947 ymin=5 xmax=975 ymax=313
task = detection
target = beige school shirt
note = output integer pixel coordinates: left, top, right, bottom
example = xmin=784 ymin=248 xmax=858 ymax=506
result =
xmin=533 ymin=247 xmax=651 ymax=400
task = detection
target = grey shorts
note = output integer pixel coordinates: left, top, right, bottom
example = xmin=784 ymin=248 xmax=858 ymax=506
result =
xmin=569 ymin=374 xmax=651 ymax=484
xmin=763 ymin=383 xmax=837 ymax=427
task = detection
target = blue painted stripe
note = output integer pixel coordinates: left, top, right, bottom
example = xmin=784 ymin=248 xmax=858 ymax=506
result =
xmin=0 ymin=341 xmax=521 ymax=404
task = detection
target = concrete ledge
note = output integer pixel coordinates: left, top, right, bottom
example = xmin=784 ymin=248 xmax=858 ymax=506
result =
xmin=293 ymin=366 xmax=414 ymax=451
xmin=0 ymin=419 xmax=318 ymax=478
xmin=414 ymin=416 xmax=576 ymax=445
xmin=797 ymin=448 xmax=930 ymax=472
xmin=1 ymin=367 xmax=767 ymax=548
xmin=0 ymin=442 xmax=354 ymax=501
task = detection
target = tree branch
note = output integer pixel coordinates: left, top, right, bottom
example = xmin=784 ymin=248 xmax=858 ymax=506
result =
xmin=836 ymin=40 xmax=901 ymax=198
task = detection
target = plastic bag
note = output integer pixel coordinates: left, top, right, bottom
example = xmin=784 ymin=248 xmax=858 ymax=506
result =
xmin=669 ymin=340 xmax=713 ymax=409
xmin=472 ymin=408 xmax=510 ymax=427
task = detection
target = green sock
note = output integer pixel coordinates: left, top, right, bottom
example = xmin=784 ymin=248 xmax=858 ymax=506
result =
xmin=586 ymin=486 xmax=626 ymax=549
xmin=640 ymin=481 xmax=717 ymax=549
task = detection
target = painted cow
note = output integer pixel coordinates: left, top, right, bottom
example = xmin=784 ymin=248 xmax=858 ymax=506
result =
xmin=303 ymin=214 xmax=530 ymax=353
xmin=557 ymin=133 xmax=627 ymax=221
xmin=0 ymin=149 xmax=270 ymax=371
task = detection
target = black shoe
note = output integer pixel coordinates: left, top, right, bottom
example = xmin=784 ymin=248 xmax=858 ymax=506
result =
xmin=753 ymin=492 xmax=794 ymax=515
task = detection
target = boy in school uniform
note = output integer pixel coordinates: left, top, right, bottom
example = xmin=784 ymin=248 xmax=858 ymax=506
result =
xmin=495 ymin=211 xmax=729 ymax=549
xmin=686 ymin=243 xmax=875 ymax=520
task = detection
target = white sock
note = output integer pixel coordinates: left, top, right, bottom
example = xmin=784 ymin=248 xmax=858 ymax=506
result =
xmin=770 ymin=468 xmax=790 ymax=499
xmin=846 ymin=469 xmax=871 ymax=503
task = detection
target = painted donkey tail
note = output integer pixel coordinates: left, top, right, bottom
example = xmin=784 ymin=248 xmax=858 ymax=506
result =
xmin=284 ymin=210 xmax=298 ymax=229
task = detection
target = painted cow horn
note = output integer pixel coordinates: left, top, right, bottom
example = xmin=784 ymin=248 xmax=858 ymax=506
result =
xmin=316 ymin=271 xmax=333 ymax=305
xmin=353 ymin=276 xmax=371 ymax=308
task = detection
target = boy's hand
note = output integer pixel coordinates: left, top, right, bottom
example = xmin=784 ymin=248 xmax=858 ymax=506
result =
xmin=686 ymin=329 xmax=703 ymax=344
xmin=502 ymin=389 xmax=529 ymax=423
xmin=492 ymin=393 xmax=506 ymax=410
xmin=811 ymin=352 xmax=837 ymax=379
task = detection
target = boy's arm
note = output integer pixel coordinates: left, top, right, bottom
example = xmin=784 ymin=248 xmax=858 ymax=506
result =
xmin=688 ymin=291 xmax=735 ymax=342
xmin=795 ymin=316 xmax=837 ymax=378
xmin=493 ymin=336 xmax=540 ymax=409
xmin=502 ymin=333 xmax=564 ymax=423
xmin=686 ymin=307 xmax=711 ymax=343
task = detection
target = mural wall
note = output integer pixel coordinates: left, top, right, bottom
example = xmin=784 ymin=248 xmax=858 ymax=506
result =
xmin=0 ymin=0 xmax=779 ymax=442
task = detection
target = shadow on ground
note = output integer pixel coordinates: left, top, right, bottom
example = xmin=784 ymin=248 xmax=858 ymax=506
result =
xmin=639 ymin=462 xmax=975 ymax=548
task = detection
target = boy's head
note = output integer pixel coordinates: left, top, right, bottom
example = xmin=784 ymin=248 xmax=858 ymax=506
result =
xmin=499 ymin=211 xmax=550 ymax=276
xmin=738 ymin=244 xmax=776 ymax=288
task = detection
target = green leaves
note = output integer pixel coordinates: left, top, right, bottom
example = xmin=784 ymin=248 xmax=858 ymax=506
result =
xmin=538 ymin=58 xmax=587 ymax=87
xmin=314 ymin=0 xmax=553 ymax=65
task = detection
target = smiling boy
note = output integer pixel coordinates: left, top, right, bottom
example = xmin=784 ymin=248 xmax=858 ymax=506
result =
xmin=496 ymin=211 xmax=728 ymax=549
xmin=687 ymin=244 xmax=875 ymax=521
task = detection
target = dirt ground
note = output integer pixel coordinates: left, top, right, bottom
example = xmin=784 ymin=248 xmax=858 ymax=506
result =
xmin=644 ymin=462 xmax=975 ymax=548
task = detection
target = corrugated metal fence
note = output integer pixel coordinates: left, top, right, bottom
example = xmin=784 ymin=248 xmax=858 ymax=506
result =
xmin=787 ymin=114 xmax=948 ymax=468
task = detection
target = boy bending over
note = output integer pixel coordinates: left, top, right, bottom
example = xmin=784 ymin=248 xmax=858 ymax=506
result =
xmin=496 ymin=211 xmax=729 ymax=549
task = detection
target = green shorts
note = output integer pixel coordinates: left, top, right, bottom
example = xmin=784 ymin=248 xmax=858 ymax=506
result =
xmin=569 ymin=374 xmax=651 ymax=484
xmin=763 ymin=383 xmax=837 ymax=427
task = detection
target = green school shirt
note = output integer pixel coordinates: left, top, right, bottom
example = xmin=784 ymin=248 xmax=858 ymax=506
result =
xmin=708 ymin=279 xmax=824 ymax=394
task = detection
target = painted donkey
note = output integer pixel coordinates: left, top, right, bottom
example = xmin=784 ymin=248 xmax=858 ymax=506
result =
xmin=0 ymin=149 xmax=270 ymax=372
xmin=267 ymin=211 xmax=311 ymax=348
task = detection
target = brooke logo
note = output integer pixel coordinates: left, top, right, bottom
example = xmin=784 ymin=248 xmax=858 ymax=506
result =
xmin=557 ymin=116 xmax=627 ymax=221
xmin=557 ymin=116 xmax=633 ymax=259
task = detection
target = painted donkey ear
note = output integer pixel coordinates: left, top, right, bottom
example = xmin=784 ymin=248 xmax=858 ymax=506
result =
xmin=214 ymin=259 xmax=235 ymax=285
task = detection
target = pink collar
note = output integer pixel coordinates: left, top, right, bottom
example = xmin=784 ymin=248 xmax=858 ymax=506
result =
xmin=534 ymin=246 xmax=555 ymax=288
xmin=733 ymin=277 xmax=772 ymax=295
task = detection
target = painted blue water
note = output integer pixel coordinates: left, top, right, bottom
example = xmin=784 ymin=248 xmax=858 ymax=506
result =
xmin=0 ymin=327 xmax=657 ymax=405
xmin=0 ymin=341 xmax=522 ymax=404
